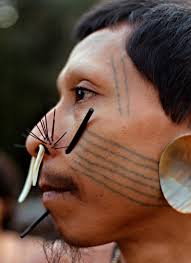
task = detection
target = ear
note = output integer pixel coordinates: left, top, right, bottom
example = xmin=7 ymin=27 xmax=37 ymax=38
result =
xmin=159 ymin=134 xmax=191 ymax=214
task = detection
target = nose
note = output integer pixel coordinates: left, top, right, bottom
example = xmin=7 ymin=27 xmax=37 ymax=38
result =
xmin=26 ymin=108 xmax=55 ymax=157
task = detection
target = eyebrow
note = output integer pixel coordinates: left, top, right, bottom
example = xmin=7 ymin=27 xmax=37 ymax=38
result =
xmin=56 ymin=62 xmax=111 ymax=95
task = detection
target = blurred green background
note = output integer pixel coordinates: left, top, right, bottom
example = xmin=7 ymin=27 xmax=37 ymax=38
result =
xmin=0 ymin=0 xmax=96 ymax=176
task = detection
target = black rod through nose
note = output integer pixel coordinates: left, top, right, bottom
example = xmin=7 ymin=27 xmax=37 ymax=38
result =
xmin=65 ymin=108 xmax=94 ymax=154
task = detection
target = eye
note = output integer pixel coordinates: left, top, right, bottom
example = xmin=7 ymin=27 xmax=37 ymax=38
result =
xmin=74 ymin=86 xmax=96 ymax=103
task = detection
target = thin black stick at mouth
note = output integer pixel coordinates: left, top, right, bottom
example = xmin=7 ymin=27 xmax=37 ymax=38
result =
xmin=20 ymin=210 xmax=50 ymax=238
xmin=65 ymin=108 xmax=94 ymax=155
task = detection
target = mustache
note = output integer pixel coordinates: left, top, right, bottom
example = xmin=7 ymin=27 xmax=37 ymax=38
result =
xmin=39 ymin=170 xmax=78 ymax=192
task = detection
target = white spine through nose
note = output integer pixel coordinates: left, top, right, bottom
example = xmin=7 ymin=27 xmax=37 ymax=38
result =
xmin=32 ymin=144 xmax=45 ymax=187
xmin=18 ymin=144 xmax=45 ymax=203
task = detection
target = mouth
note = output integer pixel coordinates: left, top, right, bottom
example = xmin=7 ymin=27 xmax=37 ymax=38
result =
xmin=41 ymin=182 xmax=77 ymax=193
xmin=40 ymin=174 xmax=79 ymax=202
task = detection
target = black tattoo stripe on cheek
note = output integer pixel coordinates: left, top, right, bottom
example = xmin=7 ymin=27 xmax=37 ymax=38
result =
xmin=121 ymin=56 xmax=130 ymax=116
xmin=83 ymin=136 xmax=158 ymax=173
xmin=76 ymin=143 xmax=159 ymax=188
xmin=69 ymin=162 xmax=165 ymax=207
xmin=111 ymin=57 xmax=123 ymax=115
xmin=74 ymin=152 xmax=160 ymax=198
xmin=87 ymin=130 xmax=158 ymax=165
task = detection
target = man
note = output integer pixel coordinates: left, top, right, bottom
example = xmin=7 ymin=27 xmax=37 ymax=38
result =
xmin=25 ymin=0 xmax=191 ymax=262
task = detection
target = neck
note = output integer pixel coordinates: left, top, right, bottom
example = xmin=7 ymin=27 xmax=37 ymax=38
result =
xmin=117 ymin=208 xmax=191 ymax=263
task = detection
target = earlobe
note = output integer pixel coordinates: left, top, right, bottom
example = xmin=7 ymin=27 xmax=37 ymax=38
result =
xmin=159 ymin=134 xmax=191 ymax=214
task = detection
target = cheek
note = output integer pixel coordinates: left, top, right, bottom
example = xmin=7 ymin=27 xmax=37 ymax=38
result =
xmin=125 ymin=111 xmax=185 ymax=162
xmin=70 ymin=127 xmax=165 ymax=210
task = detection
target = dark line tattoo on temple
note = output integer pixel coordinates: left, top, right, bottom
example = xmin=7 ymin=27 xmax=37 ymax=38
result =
xmin=111 ymin=57 xmax=123 ymax=115
xmin=121 ymin=55 xmax=130 ymax=116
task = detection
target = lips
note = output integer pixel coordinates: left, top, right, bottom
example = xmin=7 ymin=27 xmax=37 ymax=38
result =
xmin=40 ymin=176 xmax=79 ymax=205
xmin=40 ymin=172 xmax=78 ymax=194
xmin=40 ymin=182 xmax=77 ymax=193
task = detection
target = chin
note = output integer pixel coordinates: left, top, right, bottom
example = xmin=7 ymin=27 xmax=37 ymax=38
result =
xmin=57 ymin=226 xmax=95 ymax=248
xmin=53 ymin=220 xmax=105 ymax=248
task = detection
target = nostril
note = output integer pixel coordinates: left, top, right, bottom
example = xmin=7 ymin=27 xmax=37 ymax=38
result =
xmin=35 ymin=147 xmax=38 ymax=155
xmin=25 ymin=125 xmax=49 ymax=157
xmin=44 ymin=145 xmax=50 ymax=155
xmin=35 ymin=144 xmax=50 ymax=156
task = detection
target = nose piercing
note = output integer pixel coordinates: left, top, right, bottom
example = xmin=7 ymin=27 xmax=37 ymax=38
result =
xmin=33 ymin=144 xmax=45 ymax=186
xmin=19 ymin=108 xmax=94 ymax=202
xmin=19 ymin=108 xmax=94 ymax=238
xmin=18 ymin=144 xmax=45 ymax=203
xmin=17 ymin=156 xmax=36 ymax=203
xmin=65 ymin=108 xmax=94 ymax=154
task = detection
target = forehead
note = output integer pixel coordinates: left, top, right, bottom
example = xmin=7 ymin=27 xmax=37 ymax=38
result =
xmin=71 ymin=25 xmax=130 ymax=58
xmin=59 ymin=25 xmax=132 ymax=79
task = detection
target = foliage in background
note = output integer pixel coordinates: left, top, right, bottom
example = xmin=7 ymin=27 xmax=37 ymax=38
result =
xmin=0 ymin=0 xmax=96 ymax=177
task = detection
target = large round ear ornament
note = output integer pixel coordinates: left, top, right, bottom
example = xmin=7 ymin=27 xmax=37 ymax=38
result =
xmin=159 ymin=134 xmax=191 ymax=214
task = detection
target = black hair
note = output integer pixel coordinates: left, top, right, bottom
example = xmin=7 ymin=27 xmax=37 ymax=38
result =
xmin=74 ymin=0 xmax=191 ymax=123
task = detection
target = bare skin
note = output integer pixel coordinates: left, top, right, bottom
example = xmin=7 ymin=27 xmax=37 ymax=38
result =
xmin=26 ymin=24 xmax=191 ymax=263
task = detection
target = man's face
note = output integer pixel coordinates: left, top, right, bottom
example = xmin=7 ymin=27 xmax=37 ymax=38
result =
xmin=26 ymin=24 xmax=188 ymax=247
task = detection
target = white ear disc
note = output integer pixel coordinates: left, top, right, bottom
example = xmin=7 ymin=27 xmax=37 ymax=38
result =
xmin=32 ymin=144 xmax=45 ymax=187
xmin=18 ymin=156 xmax=36 ymax=203
xmin=159 ymin=134 xmax=191 ymax=213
